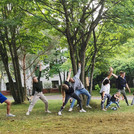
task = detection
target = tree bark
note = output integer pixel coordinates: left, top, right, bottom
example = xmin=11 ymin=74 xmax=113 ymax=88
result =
xmin=79 ymin=47 xmax=86 ymax=85
xmin=89 ymin=29 xmax=97 ymax=93
xmin=58 ymin=70 xmax=62 ymax=85
xmin=22 ymin=54 xmax=27 ymax=100
xmin=0 ymin=42 xmax=17 ymax=102
xmin=0 ymin=27 xmax=24 ymax=103
xmin=7 ymin=27 xmax=24 ymax=103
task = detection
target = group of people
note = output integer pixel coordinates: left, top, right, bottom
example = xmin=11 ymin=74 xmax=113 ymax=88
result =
xmin=100 ymin=67 xmax=131 ymax=111
xmin=0 ymin=63 xmax=134 ymax=117
xmin=22 ymin=64 xmax=134 ymax=115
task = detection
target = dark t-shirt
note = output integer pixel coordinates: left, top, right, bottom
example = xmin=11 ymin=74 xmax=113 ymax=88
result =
xmin=110 ymin=94 xmax=117 ymax=102
xmin=64 ymin=81 xmax=74 ymax=94
xmin=117 ymin=76 xmax=127 ymax=90
xmin=32 ymin=71 xmax=43 ymax=95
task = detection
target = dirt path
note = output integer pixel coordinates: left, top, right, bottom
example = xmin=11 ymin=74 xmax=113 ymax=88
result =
xmin=7 ymin=94 xmax=133 ymax=101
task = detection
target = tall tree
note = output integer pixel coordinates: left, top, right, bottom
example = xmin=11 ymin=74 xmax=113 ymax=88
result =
xmin=20 ymin=0 xmax=133 ymax=85
xmin=0 ymin=1 xmax=26 ymax=103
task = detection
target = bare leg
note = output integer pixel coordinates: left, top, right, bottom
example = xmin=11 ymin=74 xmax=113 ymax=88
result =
xmin=4 ymin=99 xmax=11 ymax=114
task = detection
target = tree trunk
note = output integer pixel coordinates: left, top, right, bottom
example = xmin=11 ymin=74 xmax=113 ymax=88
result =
xmin=22 ymin=54 xmax=27 ymax=100
xmin=8 ymin=42 xmax=24 ymax=103
xmin=89 ymin=29 xmax=97 ymax=93
xmin=12 ymin=41 xmax=24 ymax=103
xmin=63 ymin=71 xmax=66 ymax=82
xmin=0 ymin=43 xmax=17 ymax=102
xmin=79 ymin=48 xmax=86 ymax=85
xmin=58 ymin=70 xmax=62 ymax=85
xmin=3 ymin=26 xmax=24 ymax=103
xmin=69 ymin=44 xmax=77 ymax=75
xmin=89 ymin=52 xmax=97 ymax=93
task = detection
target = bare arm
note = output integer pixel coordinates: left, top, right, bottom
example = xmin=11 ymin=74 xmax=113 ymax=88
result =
xmin=112 ymin=73 xmax=118 ymax=79
xmin=66 ymin=69 xmax=71 ymax=82
xmin=107 ymin=67 xmax=113 ymax=79
xmin=126 ymin=83 xmax=131 ymax=93
xmin=114 ymin=94 xmax=119 ymax=99
xmin=74 ymin=63 xmax=81 ymax=78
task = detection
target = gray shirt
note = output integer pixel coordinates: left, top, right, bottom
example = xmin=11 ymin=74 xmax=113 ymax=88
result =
xmin=71 ymin=67 xmax=84 ymax=90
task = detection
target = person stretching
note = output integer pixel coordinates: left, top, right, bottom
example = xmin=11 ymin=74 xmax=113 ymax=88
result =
xmin=68 ymin=63 xmax=92 ymax=112
xmin=0 ymin=92 xmax=15 ymax=117
xmin=58 ymin=69 xmax=86 ymax=116
xmin=26 ymin=62 xmax=51 ymax=115
xmin=112 ymin=71 xmax=131 ymax=106
xmin=100 ymin=67 xmax=113 ymax=111
xmin=105 ymin=92 xmax=120 ymax=110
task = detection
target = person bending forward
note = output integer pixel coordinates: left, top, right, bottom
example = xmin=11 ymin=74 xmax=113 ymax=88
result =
xmin=58 ymin=69 xmax=86 ymax=116
xmin=69 ymin=63 xmax=92 ymax=112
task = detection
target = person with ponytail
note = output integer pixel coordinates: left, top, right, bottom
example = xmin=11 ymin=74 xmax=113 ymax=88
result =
xmin=58 ymin=69 xmax=86 ymax=116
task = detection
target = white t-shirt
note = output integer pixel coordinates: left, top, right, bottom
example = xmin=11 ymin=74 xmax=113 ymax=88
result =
xmin=100 ymin=77 xmax=110 ymax=94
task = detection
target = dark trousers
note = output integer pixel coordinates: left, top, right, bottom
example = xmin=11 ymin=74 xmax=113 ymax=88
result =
xmin=60 ymin=93 xmax=82 ymax=111
xmin=100 ymin=93 xmax=111 ymax=109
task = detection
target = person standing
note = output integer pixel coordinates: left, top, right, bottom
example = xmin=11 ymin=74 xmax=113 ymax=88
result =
xmin=100 ymin=67 xmax=113 ymax=111
xmin=58 ymin=69 xmax=86 ymax=116
xmin=112 ymin=71 xmax=131 ymax=106
xmin=26 ymin=62 xmax=51 ymax=115
xmin=0 ymin=92 xmax=15 ymax=117
xmin=68 ymin=63 xmax=92 ymax=112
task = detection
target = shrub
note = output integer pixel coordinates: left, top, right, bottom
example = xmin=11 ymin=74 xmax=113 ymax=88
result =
xmin=95 ymin=84 xmax=100 ymax=92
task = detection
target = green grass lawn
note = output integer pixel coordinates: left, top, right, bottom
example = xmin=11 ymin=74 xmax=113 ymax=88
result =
xmin=0 ymin=98 xmax=134 ymax=134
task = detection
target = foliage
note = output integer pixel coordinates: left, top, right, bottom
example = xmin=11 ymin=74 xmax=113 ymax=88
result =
xmin=94 ymin=84 xmax=100 ymax=92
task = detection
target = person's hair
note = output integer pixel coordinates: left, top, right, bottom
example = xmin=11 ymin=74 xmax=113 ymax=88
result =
xmin=61 ymin=84 xmax=68 ymax=100
xmin=61 ymin=84 xmax=68 ymax=91
xmin=120 ymin=71 xmax=125 ymax=75
xmin=103 ymin=79 xmax=110 ymax=85
xmin=116 ymin=91 xmax=120 ymax=95
xmin=32 ymin=76 xmax=36 ymax=83
xmin=116 ymin=92 xmax=120 ymax=97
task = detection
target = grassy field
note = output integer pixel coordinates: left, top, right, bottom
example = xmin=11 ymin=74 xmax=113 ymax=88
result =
xmin=0 ymin=98 xmax=134 ymax=134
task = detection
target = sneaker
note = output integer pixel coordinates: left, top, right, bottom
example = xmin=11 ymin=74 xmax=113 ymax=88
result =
xmin=45 ymin=110 xmax=51 ymax=113
xmin=26 ymin=111 xmax=30 ymax=116
xmin=58 ymin=111 xmax=62 ymax=116
xmin=102 ymin=109 xmax=107 ymax=111
xmin=127 ymin=104 xmax=130 ymax=106
xmin=79 ymin=109 xmax=86 ymax=113
xmin=6 ymin=113 xmax=15 ymax=117
xmin=86 ymin=105 xmax=92 ymax=109
xmin=68 ymin=108 xmax=73 ymax=112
